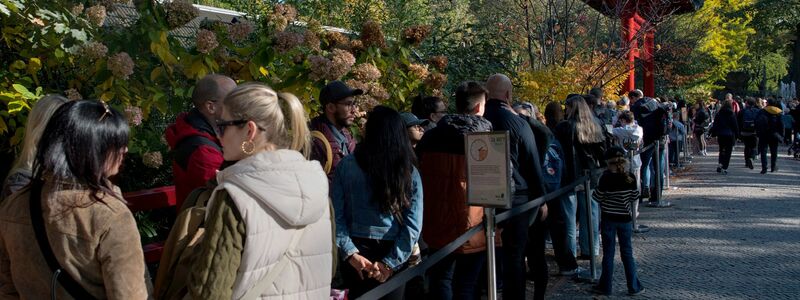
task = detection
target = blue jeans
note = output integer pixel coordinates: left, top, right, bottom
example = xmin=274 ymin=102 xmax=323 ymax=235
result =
xmin=561 ymin=194 xmax=577 ymax=255
xmin=427 ymin=251 xmax=486 ymax=300
xmin=576 ymin=192 xmax=599 ymax=256
xmin=639 ymin=145 xmax=654 ymax=190
xmin=598 ymin=220 xmax=643 ymax=295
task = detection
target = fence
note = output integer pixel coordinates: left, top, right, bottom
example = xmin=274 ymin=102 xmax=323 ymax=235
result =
xmin=356 ymin=137 xmax=671 ymax=299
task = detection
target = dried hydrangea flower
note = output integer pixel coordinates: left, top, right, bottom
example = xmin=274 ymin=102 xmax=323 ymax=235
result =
xmin=275 ymin=30 xmax=304 ymax=53
xmin=327 ymin=49 xmax=355 ymax=80
xmin=164 ymin=0 xmax=199 ymax=29
xmin=107 ymin=52 xmax=134 ymax=79
xmin=325 ymin=32 xmax=351 ymax=50
xmin=196 ymin=29 xmax=219 ymax=54
xmin=71 ymin=3 xmax=84 ymax=15
xmin=125 ymin=105 xmax=143 ymax=126
xmin=408 ymin=63 xmax=429 ymax=80
xmin=64 ymin=89 xmax=82 ymax=101
xmin=425 ymin=72 xmax=448 ymax=89
xmin=351 ymin=63 xmax=381 ymax=82
xmin=303 ymin=30 xmax=321 ymax=52
xmin=81 ymin=41 xmax=109 ymax=61
xmin=360 ymin=20 xmax=386 ymax=49
xmin=270 ymin=3 xmax=297 ymax=31
xmin=227 ymin=21 xmax=254 ymax=43
xmin=308 ymin=55 xmax=332 ymax=81
xmin=142 ymin=151 xmax=163 ymax=169
xmin=429 ymin=55 xmax=448 ymax=72
xmin=86 ymin=5 xmax=107 ymax=26
xmin=368 ymin=82 xmax=390 ymax=101
xmin=403 ymin=25 xmax=431 ymax=46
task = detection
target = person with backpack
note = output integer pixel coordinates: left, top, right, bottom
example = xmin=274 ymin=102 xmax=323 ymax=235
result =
xmin=332 ymin=106 xmax=423 ymax=300
xmin=165 ymin=74 xmax=236 ymax=210
xmin=710 ymin=100 xmax=739 ymax=174
xmin=310 ymin=81 xmax=362 ymax=182
xmin=417 ymin=81 xmax=492 ymax=299
xmin=636 ymin=97 xmax=670 ymax=202
xmin=738 ymin=97 xmax=760 ymax=169
xmin=692 ymin=100 xmax=710 ymax=156
xmin=591 ymin=147 xmax=644 ymax=296
xmin=184 ymin=83 xmax=332 ymax=299
xmin=0 ymin=100 xmax=150 ymax=299
xmin=756 ymin=98 xmax=785 ymax=173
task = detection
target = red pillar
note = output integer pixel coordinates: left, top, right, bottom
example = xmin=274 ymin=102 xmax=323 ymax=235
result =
xmin=622 ymin=13 xmax=637 ymax=94
xmin=643 ymin=29 xmax=655 ymax=97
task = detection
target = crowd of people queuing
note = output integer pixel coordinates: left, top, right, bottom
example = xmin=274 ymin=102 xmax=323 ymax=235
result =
xmin=1 ymin=69 xmax=798 ymax=299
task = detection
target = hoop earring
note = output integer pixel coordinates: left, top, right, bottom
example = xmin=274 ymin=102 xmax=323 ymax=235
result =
xmin=241 ymin=140 xmax=255 ymax=155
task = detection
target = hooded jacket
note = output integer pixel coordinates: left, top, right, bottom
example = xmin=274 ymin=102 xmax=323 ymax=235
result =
xmin=710 ymin=108 xmax=739 ymax=138
xmin=165 ymin=108 xmax=224 ymax=209
xmin=756 ymin=106 xmax=785 ymax=141
xmin=416 ymin=114 xmax=494 ymax=253
xmin=637 ymin=98 xmax=669 ymax=146
xmin=0 ymin=180 xmax=150 ymax=299
xmin=188 ymin=150 xmax=332 ymax=299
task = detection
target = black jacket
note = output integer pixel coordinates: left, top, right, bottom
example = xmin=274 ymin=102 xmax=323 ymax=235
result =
xmin=638 ymin=98 xmax=669 ymax=145
xmin=554 ymin=120 xmax=605 ymax=187
xmin=710 ymin=108 xmax=738 ymax=137
xmin=417 ymin=114 xmax=493 ymax=155
xmin=755 ymin=106 xmax=785 ymax=141
xmin=483 ymin=99 xmax=545 ymax=204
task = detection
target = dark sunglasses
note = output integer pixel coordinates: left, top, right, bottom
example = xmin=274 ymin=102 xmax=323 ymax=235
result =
xmin=216 ymin=119 xmax=248 ymax=136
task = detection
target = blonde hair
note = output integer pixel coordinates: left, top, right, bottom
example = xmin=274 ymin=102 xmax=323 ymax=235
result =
xmin=565 ymin=96 xmax=604 ymax=144
xmin=223 ymin=83 xmax=311 ymax=156
xmin=8 ymin=94 xmax=69 ymax=176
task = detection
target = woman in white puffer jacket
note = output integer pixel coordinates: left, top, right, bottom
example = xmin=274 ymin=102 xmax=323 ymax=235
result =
xmin=188 ymin=83 xmax=332 ymax=299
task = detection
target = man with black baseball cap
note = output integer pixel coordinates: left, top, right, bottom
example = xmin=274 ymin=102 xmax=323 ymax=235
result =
xmin=310 ymin=80 xmax=363 ymax=182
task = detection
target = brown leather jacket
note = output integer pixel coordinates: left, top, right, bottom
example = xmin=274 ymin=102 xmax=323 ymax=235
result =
xmin=0 ymin=180 xmax=150 ymax=299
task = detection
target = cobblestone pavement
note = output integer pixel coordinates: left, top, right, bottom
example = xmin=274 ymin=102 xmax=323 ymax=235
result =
xmin=542 ymin=143 xmax=800 ymax=299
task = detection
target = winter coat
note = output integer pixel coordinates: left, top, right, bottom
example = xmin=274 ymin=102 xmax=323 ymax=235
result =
xmin=637 ymin=98 xmax=669 ymax=146
xmin=332 ymin=155 xmax=423 ymax=270
xmin=416 ymin=114 xmax=493 ymax=254
xmin=483 ymin=99 xmax=545 ymax=203
xmin=0 ymin=180 xmax=150 ymax=299
xmin=188 ymin=149 xmax=332 ymax=300
xmin=756 ymin=106 xmax=785 ymax=142
xmin=710 ymin=108 xmax=739 ymax=138
xmin=309 ymin=116 xmax=356 ymax=184
xmin=693 ymin=107 xmax=710 ymax=133
xmin=612 ymin=124 xmax=644 ymax=170
xmin=165 ymin=108 xmax=224 ymax=209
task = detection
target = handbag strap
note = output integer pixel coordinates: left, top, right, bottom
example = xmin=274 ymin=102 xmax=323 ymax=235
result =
xmin=28 ymin=179 xmax=97 ymax=300
xmin=241 ymin=227 xmax=305 ymax=300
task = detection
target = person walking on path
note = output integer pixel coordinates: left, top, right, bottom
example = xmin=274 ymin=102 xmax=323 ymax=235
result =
xmin=0 ymin=100 xmax=150 ymax=299
xmin=710 ymin=100 xmax=739 ymax=174
xmin=756 ymin=98 xmax=785 ymax=173
xmin=591 ymin=147 xmax=644 ymax=297
xmin=738 ymin=97 xmax=760 ymax=169
xmin=165 ymin=74 xmax=236 ymax=209
xmin=693 ymin=99 xmax=711 ymax=156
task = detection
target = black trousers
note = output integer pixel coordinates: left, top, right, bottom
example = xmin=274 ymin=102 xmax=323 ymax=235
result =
xmin=741 ymin=135 xmax=758 ymax=162
xmin=526 ymin=211 xmax=548 ymax=300
xmin=500 ymin=195 xmax=536 ymax=300
xmin=759 ymin=139 xmax=779 ymax=170
xmin=342 ymin=238 xmax=405 ymax=300
xmin=718 ymin=135 xmax=735 ymax=169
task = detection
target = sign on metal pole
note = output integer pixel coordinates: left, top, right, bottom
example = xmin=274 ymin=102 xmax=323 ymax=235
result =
xmin=465 ymin=131 xmax=510 ymax=300
xmin=466 ymin=131 xmax=511 ymax=208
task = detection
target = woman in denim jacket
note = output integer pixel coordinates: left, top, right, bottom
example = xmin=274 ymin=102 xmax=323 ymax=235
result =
xmin=332 ymin=106 xmax=423 ymax=299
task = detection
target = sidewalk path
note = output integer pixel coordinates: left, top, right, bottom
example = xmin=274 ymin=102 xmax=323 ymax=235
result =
xmin=543 ymin=143 xmax=800 ymax=299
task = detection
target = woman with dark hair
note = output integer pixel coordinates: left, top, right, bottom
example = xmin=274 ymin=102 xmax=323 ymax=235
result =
xmin=544 ymin=101 xmax=564 ymax=132
xmin=332 ymin=106 xmax=423 ymax=299
xmin=710 ymin=100 xmax=739 ymax=174
xmin=693 ymin=99 xmax=710 ymax=156
xmin=0 ymin=100 xmax=150 ymax=299
xmin=555 ymin=95 xmax=606 ymax=260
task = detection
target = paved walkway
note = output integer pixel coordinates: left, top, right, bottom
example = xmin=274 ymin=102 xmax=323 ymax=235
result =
xmin=543 ymin=143 xmax=800 ymax=299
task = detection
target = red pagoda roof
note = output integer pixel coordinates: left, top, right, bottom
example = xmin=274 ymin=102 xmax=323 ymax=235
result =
xmin=581 ymin=0 xmax=703 ymax=18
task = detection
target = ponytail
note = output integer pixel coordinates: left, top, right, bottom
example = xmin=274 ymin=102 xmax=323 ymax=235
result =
xmin=277 ymin=92 xmax=311 ymax=157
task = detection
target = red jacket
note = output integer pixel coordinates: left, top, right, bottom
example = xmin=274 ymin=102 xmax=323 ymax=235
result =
xmin=165 ymin=109 xmax=223 ymax=210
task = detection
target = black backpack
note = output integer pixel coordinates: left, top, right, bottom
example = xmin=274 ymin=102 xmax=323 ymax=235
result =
xmin=741 ymin=108 xmax=758 ymax=136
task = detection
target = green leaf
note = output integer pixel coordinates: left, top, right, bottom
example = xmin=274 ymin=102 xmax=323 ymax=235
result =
xmin=11 ymin=84 xmax=34 ymax=99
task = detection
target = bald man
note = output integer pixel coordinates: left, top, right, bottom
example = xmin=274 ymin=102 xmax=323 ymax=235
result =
xmin=165 ymin=74 xmax=236 ymax=209
xmin=483 ymin=74 xmax=547 ymax=300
